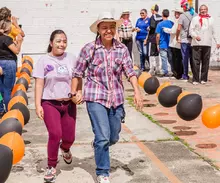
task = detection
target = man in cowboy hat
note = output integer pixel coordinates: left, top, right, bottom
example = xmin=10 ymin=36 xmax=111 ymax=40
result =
xmin=72 ymin=12 xmax=143 ymax=183
xmin=163 ymin=8 xmax=184 ymax=79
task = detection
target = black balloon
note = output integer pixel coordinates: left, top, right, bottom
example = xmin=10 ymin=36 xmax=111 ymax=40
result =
xmin=16 ymin=78 xmax=29 ymax=91
xmin=0 ymin=118 xmax=22 ymax=138
xmin=12 ymin=90 xmax=28 ymax=105
xmin=11 ymin=103 xmax=30 ymax=125
xmin=176 ymin=94 xmax=203 ymax=121
xmin=144 ymin=76 xmax=160 ymax=94
xmin=0 ymin=144 xmax=13 ymax=183
xmin=158 ymin=85 xmax=182 ymax=107
xmin=20 ymin=68 xmax=31 ymax=76
xmin=134 ymin=69 xmax=142 ymax=78
xmin=23 ymin=59 xmax=33 ymax=69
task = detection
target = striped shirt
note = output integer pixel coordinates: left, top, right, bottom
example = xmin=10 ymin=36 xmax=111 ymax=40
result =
xmin=73 ymin=37 xmax=136 ymax=108
xmin=118 ymin=20 xmax=133 ymax=39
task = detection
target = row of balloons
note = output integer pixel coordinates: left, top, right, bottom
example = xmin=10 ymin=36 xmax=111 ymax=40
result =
xmin=0 ymin=56 xmax=33 ymax=183
xmin=134 ymin=67 xmax=220 ymax=129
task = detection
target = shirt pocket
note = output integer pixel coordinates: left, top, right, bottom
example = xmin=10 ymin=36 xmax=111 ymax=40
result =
xmin=113 ymin=58 xmax=123 ymax=74
xmin=91 ymin=58 xmax=104 ymax=76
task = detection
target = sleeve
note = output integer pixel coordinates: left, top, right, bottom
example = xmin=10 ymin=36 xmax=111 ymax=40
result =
xmin=189 ymin=17 xmax=198 ymax=38
xmin=72 ymin=44 xmax=90 ymax=78
xmin=155 ymin=23 xmax=161 ymax=34
xmin=32 ymin=57 xmax=45 ymax=79
xmin=4 ymin=36 xmax=14 ymax=47
xmin=178 ymin=14 xmax=184 ymax=25
xmin=212 ymin=18 xmax=220 ymax=44
xmin=122 ymin=48 xmax=136 ymax=79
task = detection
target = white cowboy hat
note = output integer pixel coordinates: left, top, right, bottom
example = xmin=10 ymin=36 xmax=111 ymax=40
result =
xmin=90 ymin=12 xmax=123 ymax=34
xmin=172 ymin=8 xmax=183 ymax=13
xmin=121 ymin=10 xmax=131 ymax=15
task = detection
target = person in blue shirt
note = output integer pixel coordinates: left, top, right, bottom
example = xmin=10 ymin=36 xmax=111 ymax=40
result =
xmin=135 ymin=9 xmax=150 ymax=71
xmin=156 ymin=9 xmax=174 ymax=76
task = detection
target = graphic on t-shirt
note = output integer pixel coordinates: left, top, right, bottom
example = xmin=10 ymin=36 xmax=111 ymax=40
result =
xmin=57 ymin=65 xmax=69 ymax=75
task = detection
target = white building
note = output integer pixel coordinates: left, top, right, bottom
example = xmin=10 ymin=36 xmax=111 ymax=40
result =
xmin=2 ymin=0 xmax=220 ymax=67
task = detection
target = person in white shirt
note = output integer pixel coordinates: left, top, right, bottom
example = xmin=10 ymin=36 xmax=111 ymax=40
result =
xmin=189 ymin=4 xmax=220 ymax=85
xmin=163 ymin=8 xmax=183 ymax=79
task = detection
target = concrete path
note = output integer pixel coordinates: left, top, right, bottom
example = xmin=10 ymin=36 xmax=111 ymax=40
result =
xmin=6 ymin=75 xmax=220 ymax=183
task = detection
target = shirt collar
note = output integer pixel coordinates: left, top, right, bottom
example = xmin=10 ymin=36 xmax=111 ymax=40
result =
xmin=95 ymin=37 xmax=123 ymax=50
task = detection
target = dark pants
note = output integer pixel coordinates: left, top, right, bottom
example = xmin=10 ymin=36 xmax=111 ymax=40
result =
xmin=0 ymin=60 xmax=17 ymax=112
xmin=168 ymin=47 xmax=183 ymax=79
xmin=192 ymin=46 xmax=211 ymax=82
xmin=181 ymin=43 xmax=193 ymax=79
xmin=41 ymin=100 xmax=76 ymax=168
xmin=122 ymin=38 xmax=133 ymax=59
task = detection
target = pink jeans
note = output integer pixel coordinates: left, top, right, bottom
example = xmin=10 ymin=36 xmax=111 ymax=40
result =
xmin=41 ymin=100 xmax=76 ymax=168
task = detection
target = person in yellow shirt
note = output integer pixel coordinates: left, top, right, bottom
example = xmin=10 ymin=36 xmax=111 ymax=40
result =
xmin=0 ymin=7 xmax=25 ymax=41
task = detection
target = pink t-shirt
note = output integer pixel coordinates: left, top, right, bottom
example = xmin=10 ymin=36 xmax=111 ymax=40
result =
xmin=33 ymin=52 xmax=77 ymax=100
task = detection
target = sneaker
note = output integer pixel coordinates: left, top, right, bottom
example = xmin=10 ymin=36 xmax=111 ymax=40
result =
xmin=192 ymin=81 xmax=199 ymax=85
xmin=44 ymin=167 xmax=56 ymax=183
xmin=201 ymin=81 xmax=207 ymax=84
xmin=60 ymin=148 xmax=72 ymax=164
xmin=97 ymin=175 xmax=110 ymax=183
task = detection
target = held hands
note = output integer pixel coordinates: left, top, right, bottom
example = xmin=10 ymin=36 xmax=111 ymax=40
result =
xmin=133 ymin=89 xmax=143 ymax=111
xmin=71 ymin=91 xmax=83 ymax=105
xmin=135 ymin=27 xmax=141 ymax=32
xmin=36 ymin=106 xmax=44 ymax=120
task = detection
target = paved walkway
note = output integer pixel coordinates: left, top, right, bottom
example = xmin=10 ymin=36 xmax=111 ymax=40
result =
xmin=6 ymin=70 xmax=220 ymax=183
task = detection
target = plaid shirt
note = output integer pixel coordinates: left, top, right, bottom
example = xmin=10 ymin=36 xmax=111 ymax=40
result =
xmin=73 ymin=37 xmax=136 ymax=108
xmin=118 ymin=20 xmax=133 ymax=39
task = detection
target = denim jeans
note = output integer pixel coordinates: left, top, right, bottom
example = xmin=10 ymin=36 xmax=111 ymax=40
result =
xmin=0 ymin=60 xmax=16 ymax=112
xmin=136 ymin=39 xmax=148 ymax=70
xmin=86 ymin=102 xmax=124 ymax=176
xmin=181 ymin=43 xmax=192 ymax=79
xmin=159 ymin=49 xmax=171 ymax=75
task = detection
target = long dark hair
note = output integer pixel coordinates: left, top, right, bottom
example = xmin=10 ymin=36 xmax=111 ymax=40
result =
xmin=47 ymin=29 xmax=67 ymax=53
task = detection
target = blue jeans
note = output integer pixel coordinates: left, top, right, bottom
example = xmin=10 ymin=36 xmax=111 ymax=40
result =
xmin=181 ymin=43 xmax=192 ymax=79
xmin=136 ymin=39 xmax=148 ymax=70
xmin=0 ymin=60 xmax=16 ymax=112
xmin=86 ymin=102 xmax=124 ymax=176
xmin=159 ymin=49 xmax=169 ymax=75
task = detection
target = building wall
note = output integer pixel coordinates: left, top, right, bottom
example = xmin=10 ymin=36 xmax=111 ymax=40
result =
xmin=2 ymin=0 xmax=220 ymax=66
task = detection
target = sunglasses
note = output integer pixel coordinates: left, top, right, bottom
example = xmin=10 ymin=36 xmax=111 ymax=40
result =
xmin=140 ymin=12 xmax=145 ymax=15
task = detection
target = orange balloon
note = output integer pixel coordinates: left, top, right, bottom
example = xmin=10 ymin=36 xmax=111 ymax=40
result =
xmin=0 ymin=109 xmax=24 ymax=128
xmin=133 ymin=65 xmax=139 ymax=70
xmin=8 ymin=96 xmax=27 ymax=111
xmin=11 ymin=84 xmax=27 ymax=97
xmin=16 ymin=67 xmax=21 ymax=77
xmin=19 ymin=72 xmax=31 ymax=85
xmin=156 ymin=81 xmax=171 ymax=96
xmin=177 ymin=91 xmax=192 ymax=103
xmin=202 ymin=105 xmax=220 ymax=129
xmin=0 ymin=132 xmax=25 ymax=164
xmin=138 ymin=72 xmax=151 ymax=88
xmin=22 ymin=56 xmax=33 ymax=64
xmin=22 ymin=63 xmax=32 ymax=72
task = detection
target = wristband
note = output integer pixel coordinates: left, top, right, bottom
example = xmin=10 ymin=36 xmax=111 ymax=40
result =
xmin=68 ymin=92 xmax=77 ymax=98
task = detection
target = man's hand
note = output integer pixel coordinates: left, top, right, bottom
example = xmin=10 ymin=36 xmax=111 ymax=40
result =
xmin=217 ymin=44 xmax=220 ymax=49
xmin=71 ymin=91 xmax=83 ymax=105
xmin=195 ymin=36 xmax=201 ymax=41
xmin=135 ymin=28 xmax=141 ymax=32
xmin=0 ymin=67 xmax=3 ymax=75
